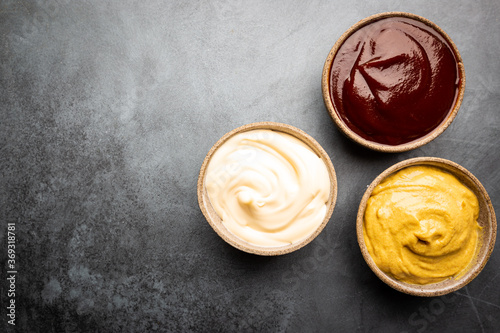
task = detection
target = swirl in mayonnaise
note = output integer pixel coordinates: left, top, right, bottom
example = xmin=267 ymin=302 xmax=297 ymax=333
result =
xmin=205 ymin=129 xmax=330 ymax=247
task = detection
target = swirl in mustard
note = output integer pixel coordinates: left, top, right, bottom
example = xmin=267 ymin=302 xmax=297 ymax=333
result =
xmin=364 ymin=165 xmax=481 ymax=284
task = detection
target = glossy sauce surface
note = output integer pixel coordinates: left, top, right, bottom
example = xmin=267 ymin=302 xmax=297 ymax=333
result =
xmin=205 ymin=130 xmax=330 ymax=247
xmin=363 ymin=166 xmax=481 ymax=284
xmin=330 ymin=17 xmax=460 ymax=145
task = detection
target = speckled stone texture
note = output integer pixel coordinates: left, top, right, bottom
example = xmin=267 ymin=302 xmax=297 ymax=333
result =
xmin=1 ymin=1 xmax=499 ymax=332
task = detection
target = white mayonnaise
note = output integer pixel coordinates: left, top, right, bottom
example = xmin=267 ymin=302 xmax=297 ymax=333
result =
xmin=205 ymin=129 xmax=330 ymax=247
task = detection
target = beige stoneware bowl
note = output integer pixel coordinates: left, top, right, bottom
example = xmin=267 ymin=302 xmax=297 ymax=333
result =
xmin=321 ymin=12 xmax=466 ymax=153
xmin=198 ymin=122 xmax=338 ymax=256
xmin=357 ymin=157 xmax=496 ymax=296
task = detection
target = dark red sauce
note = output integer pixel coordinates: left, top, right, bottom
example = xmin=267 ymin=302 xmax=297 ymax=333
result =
xmin=329 ymin=17 xmax=460 ymax=145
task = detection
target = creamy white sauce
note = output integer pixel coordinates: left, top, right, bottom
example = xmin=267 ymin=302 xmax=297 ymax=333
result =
xmin=205 ymin=129 xmax=330 ymax=247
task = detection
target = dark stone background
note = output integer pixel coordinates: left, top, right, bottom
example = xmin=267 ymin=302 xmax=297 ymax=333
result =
xmin=1 ymin=0 xmax=499 ymax=332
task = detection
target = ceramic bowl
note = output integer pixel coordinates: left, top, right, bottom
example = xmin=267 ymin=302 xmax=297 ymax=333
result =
xmin=357 ymin=157 xmax=496 ymax=296
xmin=321 ymin=12 xmax=466 ymax=153
xmin=198 ymin=122 xmax=337 ymax=256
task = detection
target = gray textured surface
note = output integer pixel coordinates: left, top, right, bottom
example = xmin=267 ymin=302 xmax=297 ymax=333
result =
xmin=1 ymin=0 xmax=499 ymax=332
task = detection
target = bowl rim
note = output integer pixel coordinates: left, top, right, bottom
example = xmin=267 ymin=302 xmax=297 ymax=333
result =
xmin=321 ymin=11 xmax=466 ymax=153
xmin=356 ymin=157 xmax=497 ymax=296
xmin=198 ymin=121 xmax=338 ymax=256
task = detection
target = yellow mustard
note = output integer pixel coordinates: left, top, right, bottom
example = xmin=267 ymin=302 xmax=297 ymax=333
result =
xmin=363 ymin=165 xmax=481 ymax=284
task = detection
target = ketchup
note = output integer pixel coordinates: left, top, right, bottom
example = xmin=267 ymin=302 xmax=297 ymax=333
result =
xmin=329 ymin=17 xmax=460 ymax=146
